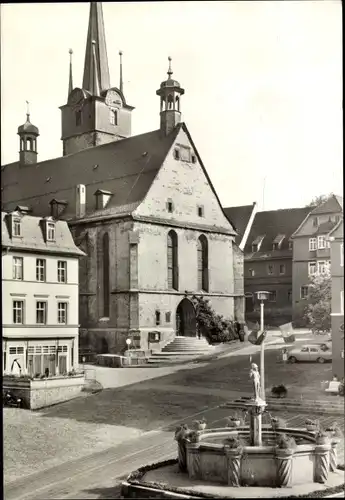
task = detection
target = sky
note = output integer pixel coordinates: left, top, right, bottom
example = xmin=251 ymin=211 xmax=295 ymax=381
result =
xmin=1 ymin=1 xmax=342 ymax=211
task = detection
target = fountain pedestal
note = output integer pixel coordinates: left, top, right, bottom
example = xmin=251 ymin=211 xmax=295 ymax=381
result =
xmin=244 ymin=398 xmax=267 ymax=446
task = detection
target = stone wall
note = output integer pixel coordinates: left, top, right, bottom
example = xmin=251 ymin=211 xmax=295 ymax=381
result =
xmin=3 ymin=375 xmax=85 ymax=410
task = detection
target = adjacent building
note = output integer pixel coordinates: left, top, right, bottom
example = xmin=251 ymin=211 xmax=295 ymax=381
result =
xmin=328 ymin=219 xmax=344 ymax=378
xmin=291 ymin=194 xmax=343 ymax=326
xmin=1 ymin=2 xmax=244 ymax=355
xmin=2 ymin=209 xmax=85 ymax=376
xmin=241 ymin=207 xmax=311 ymax=326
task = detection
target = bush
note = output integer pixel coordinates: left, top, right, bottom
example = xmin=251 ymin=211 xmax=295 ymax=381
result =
xmin=339 ymin=379 xmax=344 ymax=396
xmin=271 ymin=384 xmax=288 ymax=398
xmin=192 ymin=295 xmax=238 ymax=344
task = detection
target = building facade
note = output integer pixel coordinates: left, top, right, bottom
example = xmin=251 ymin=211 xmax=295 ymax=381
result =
xmin=328 ymin=219 xmax=344 ymax=378
xmin=1 ymin=2 xmax=244 ymax=355
xmin=2 ymin=209 xmax=84 ymax=376
xmin=240 ymin=207 xmax=311 ymax=326
xmin=291 ymin=195 xmax=343 ymax=325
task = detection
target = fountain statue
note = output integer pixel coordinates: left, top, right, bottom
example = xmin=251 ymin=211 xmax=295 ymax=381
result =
xmin=249 ymin=363 xmax=261 ymax=401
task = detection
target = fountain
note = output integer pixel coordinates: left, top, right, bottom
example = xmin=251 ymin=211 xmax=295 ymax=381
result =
xmin=121 ymin=361 xmax=344 ymax=498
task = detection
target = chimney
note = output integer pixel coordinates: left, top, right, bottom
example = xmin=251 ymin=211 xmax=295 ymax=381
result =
xmin=76 ymin=184 xmax=86 ymax=218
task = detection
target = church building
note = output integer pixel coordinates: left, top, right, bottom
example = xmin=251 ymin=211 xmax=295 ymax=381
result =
xmin=2 ymin=2 xmax=244 ymax=355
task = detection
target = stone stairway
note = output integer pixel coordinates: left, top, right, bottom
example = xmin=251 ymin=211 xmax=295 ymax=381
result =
xmin=148 ymin=336 xmax=215 ymax=364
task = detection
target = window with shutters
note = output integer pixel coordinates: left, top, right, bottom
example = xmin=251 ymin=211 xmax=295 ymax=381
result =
xmin=167 ymin=230 xmax=178 ymax=290
xmin=197 ymin=235 xmax=208 ymax=291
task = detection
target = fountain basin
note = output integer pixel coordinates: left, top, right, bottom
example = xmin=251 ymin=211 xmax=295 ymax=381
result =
xmin=185 ymin=426 xmax=333 ymax=487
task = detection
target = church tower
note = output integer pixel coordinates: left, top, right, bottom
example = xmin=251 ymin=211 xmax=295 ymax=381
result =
xmin=17 ymin=103 xmax=39 ymax=166
xmin=60 ymin=2 xmax=134 ymax=156
xmin=156 ymin=57 xmax=185 ymax=135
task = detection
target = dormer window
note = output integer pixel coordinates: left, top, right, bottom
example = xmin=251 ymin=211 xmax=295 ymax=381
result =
xmin=47 ymin=222 xmax=56 ymax=241
xmin=272 ymin=234 xmax=285 ymax=251
xmin=179 ymin=145 xmax=191 ymax=162
xmin=313 ymin=217 xmax=319 ymax=227
xmin=95 ymin=189 xmax=112 ymax=210
xmin=251 ymin=235 xmax=265 ymax=253
xmin=50 ymin=199 xmax=68 ymax=218
xmin=13 ymin=218 xmax=21 ymax=237
xmin=288 ymin=241 xmax=293 ymax=250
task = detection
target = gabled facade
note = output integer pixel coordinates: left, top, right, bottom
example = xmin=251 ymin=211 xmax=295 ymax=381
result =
xmin=242 ymin=207 xmax=311 ymax=326
xmin=328 ymin=219 xmax=344 ymax=378
xmin=291 ymin=194 xmax=343 ymax=325
xmin=2 ymin=209 xmax=85 ymax=376
xmin=1 ymin=2 xmax=244 ymax=355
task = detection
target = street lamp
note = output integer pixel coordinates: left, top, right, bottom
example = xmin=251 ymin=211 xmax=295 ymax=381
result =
xmin=255 ymin=291 xmax=270 ymax=401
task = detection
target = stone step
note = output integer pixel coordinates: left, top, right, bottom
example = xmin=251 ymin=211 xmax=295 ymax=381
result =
xmin=222 ymin=400 xmax=344 ymax=415
xmin=236 ymin=397 xmax=344 ymax=408
xmin=150 ymin=351 xmax=212 ymax=357
xmin=163 ymin=346 xmax=212 ymax=352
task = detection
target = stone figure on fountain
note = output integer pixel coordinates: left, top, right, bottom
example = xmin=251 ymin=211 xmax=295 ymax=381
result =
xmin=249 ymin=363 xmax=261 ymax=401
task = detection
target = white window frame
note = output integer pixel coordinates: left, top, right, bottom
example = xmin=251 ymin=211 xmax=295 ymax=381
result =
xmin=279 ymin=264 xmax=286 ymax=275
xmin=58 ymin=302 xmax=68 ymax=324
xmin=300 ymin=286 xmax=309 ymax=299
xmin=269 ymin=291 xmax=277 ymax=302
xmin=249 ymin=268 xmax=255 ymax=277
xmin=308 ymin=261 xmax=317 ymax=276
xmin=317 ymin=235 xmax=326 ymax=249
xmin=317 ymin=261 xmax=327 ymax=274
xmin=341 ymin=243 xmax=344 ymax=267
xmin=36 ymin=259 xmax=46 ymax=282
xmin=309 ymin=238 xmax=317 ymax=251
xmin=36 ymin=301 xmax=47 ymax=325
xmin=13 ymin=256 xmax=23 ymax=280
xmin=47 ymin=222 xmax=56 ymax=241
xmin=13 ymin=300 xmax=24 ymax=324
xmin=13 ymin=218 xmax=21 ymax=237
xmin=57 ymin=260 xmax=67 ymax=283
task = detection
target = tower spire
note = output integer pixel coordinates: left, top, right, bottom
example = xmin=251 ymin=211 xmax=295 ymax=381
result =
xmin=167 ymin=56 xmax=173 ymax=78
xmin=91 ymin=40 xmax=100 ymax=96
xmin=119 ymin=50 xmax=123 ymax=94
xmin=82 ymin=2 xmax=110 ymax=94
xmin=68 ymin=49 xmax=74 ymax=98
xmin=26 ymin=100 xmax=30 ymax=121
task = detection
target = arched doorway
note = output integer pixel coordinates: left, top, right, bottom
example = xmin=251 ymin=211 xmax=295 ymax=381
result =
xmin=176 ymin=298 xmax=196 ymax=337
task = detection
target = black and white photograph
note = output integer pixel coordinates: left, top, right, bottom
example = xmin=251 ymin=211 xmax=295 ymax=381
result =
xmin=1 ymin=1 xmax=343 ymax=499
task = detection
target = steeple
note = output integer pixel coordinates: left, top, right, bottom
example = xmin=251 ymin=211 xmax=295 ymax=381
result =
xmin=17 ymin=101 xmax=39 ymax=166
xmin=68 ymin=49 xmax=74 ymax=99
xmin=156 ymin=57 xmax=185 ymax=135
xmin=82 ymin=2 xmax=110 ymax=94
xmin=119 ymin=50 xmax=123 ymax=94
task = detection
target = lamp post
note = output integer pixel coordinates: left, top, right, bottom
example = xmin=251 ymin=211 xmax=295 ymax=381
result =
xmin=255 ymin=291 xmax=270 ymax=401
xmin=126 ymin=338 xmax=132 ymax=366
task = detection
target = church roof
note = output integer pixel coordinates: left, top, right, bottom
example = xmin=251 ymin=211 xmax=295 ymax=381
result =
xmin=223 ymin=203 xmax=255 ymax=245
xmin=1 ymin=126 xmax=181 ymax=220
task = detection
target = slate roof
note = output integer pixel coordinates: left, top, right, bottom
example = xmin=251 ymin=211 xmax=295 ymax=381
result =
xmin=244 ymin=207 xmax=311 ymax=256
xmin=223 ymin=204 xmax=255 ymax=245
xmin=1 ymin=211 xmax=85 ymax=256
xmin=1 ymin=126 xmax=181 ymax=220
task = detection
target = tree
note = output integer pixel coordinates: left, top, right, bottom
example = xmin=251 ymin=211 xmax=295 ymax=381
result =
xmin=304 ymin=269 xmax=331 ymax=333
xmin=191 ymin=295 xmax=238 ymax=343
xmin=305 ymin=194 xmax=331 ymax=208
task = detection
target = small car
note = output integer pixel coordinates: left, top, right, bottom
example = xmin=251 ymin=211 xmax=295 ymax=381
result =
xmin=288 ymin=344 xmax=332 ymax=364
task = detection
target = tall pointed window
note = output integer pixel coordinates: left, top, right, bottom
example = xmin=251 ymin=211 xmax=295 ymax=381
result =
xmin=103 ymin=233 xmax=110 ymax=317
xmin=197 ymin=235 xmax=209 ymax=291
xmin=167 ymin=230 xmax=178 ymax=290
xmin=109 ymin=109 xmax=118 ymax=126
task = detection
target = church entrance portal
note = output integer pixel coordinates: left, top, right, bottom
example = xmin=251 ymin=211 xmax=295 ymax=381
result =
xmin=176 ymin=298 xmax=197 ymax=337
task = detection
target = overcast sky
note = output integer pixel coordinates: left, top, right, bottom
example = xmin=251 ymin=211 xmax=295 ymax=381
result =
xmin=1 ymin=1 xmax=342 ymax=210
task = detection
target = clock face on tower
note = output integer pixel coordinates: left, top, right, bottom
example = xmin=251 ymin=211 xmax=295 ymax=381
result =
xmin=105 ymin=90 xmax=123 ymax=108
xmin=68 ymin=88 xmax=84 ymax=107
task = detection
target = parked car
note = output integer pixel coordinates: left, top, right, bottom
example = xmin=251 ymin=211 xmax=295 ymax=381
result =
xmin=288 ymin=344 xmax=332 ymax=364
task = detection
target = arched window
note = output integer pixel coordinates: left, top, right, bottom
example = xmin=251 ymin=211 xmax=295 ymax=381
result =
xmin=197 ymin=235 xmax=208 ymax=291
xmin=103 ymin=233 xmax=110 ymax=317
xmin=167 ymin=230 xmax=178 ymax=290
xmin=110 ymin=109 xmax=118 ymax=126
xmin=168 ymin=94 xmax=174 ymax=110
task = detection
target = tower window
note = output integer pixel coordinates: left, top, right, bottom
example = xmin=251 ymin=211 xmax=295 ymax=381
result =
xmin=109 ymin=109 xmax=118 ymax=126
xmin=155 ymin=310 xmax=161 ymax=326
xmin=76 ymin=110 xmax=82 ymax=126
xmin=173 ymin=148 xmax=180 ymax=160
xmin=191 ymin=155 xmax=196 ymax=164
xmin=197 ymin=205 xmax=204 ymax=217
